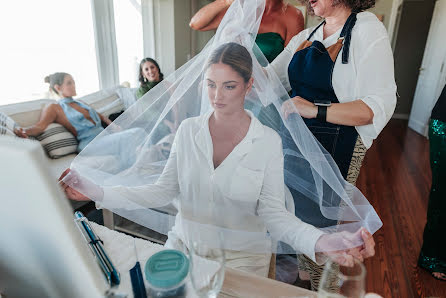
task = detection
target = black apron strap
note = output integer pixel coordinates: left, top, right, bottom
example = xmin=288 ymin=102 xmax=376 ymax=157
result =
xmin=307 ymin=20 xmax=326 ymax=41
xmin=339 ymin=13 xmax=357 ymax=64
xmin=307 ymin=13 xmax=357 ymax=64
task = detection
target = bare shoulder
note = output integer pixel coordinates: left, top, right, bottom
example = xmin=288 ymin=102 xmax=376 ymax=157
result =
xmin=35 ymin=103 xmax=65 ymax=127
xmin=284 ymin=4 xmax=304 ymax=22
xmin=43 ymin=103 xmax=62 ymax=113
xmin=282 ymin=4 xmax=305 ymax=44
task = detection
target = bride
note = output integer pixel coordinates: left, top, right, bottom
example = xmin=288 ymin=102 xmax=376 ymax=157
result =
xmin=61 ymin=40 xmax=376 ymax=277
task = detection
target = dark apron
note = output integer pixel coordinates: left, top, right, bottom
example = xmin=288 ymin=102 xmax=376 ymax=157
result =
xmin=281 ymin=13 xmax=358 ymax=227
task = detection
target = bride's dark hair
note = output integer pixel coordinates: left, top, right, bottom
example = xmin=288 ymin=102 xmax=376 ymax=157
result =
xmin=205 ymin=42 xmax=253 ymax=83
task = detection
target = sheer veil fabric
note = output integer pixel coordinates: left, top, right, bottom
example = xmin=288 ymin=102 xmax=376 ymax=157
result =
xmin=64 ymin=0 xmax=382 ymax=255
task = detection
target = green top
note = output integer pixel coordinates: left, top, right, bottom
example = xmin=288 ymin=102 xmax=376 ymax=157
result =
xmin=255 ymin=32 xmax=285 ymax=63
xmin=245 ymin=32 xmax=285 ymax=131
xmin=136 ymin=80 xmax=160 ymax=99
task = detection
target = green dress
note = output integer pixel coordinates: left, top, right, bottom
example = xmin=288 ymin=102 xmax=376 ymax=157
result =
xmin=245 ymin=32 xmax=285 ymax=131
xmin=418 ymin=85 xmax=446 ymax=277
xmin=255 ymin=32 xmax=285 ymax=63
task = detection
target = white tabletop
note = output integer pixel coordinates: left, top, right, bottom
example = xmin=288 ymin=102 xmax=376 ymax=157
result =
xmin=92 ymin=222 xmax=316 ymax=298
xmin=91 ymin=222 xmax=164 ymax=297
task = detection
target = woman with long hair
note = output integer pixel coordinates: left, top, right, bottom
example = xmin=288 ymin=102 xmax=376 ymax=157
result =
xmin=136 ymin=58 xmax=164 ymax=99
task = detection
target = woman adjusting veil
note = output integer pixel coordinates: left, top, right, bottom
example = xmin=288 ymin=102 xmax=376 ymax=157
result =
xmin=61 ymin=0 xmax=381 ymax=278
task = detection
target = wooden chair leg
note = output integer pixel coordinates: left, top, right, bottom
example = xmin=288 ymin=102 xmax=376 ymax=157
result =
xmin=102 ymin=209 xmax=114 ymax=230
xmin=268 ymin=253 xmax=276 ymax=279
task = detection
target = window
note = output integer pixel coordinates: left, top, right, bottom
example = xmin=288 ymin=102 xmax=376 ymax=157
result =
xmin=0 ymin=1 xmax=99 ymax=104
xmin=113 ymin=0 xmax=144 ymax=88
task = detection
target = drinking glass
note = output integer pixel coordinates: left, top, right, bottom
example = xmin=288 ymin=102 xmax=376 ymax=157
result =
xmin=318 ymin=259 xmax=366 ymax=298
xmin=188 ymin=238 xmax=225 ymax=298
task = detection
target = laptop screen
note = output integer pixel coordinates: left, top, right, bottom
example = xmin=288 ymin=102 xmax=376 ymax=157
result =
xmin=0 ymin=136 xmax=108 ymax=297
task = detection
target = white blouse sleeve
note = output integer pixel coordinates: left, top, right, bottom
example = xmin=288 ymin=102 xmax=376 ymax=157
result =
xmin=266 ymin=34 xmax=305 ymax=92
xmin=99 ymin=128 xmax=181 ymax=210
xmin=257 ymin=134 xmax=324 ymax=262
xmin=356 ymin=36 xmax=397 ymax=143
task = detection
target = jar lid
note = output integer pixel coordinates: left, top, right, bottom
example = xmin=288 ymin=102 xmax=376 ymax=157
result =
xmin=145 ymin=250 xmax=189 ymax=288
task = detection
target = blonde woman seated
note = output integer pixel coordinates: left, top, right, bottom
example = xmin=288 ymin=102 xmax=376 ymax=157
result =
xmin=61 ymin=43 xmax=375 ymax=277
xmin=21 ymin=73 xmax=112 ymax=152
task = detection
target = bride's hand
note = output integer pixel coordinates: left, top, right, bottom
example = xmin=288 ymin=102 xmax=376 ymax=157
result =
xmin=59 ymin=168 xmax=102 ymax=201
xmin=315 ymin=228 xmax=376 ymax=267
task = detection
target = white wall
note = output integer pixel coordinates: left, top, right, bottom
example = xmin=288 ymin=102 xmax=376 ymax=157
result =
xmin=369 ymin=0 xmax=395 ymax=29
xmin=174 ymin=0 xmax=193 ymax=68
xmin=153 ymin=0 xmax=176 ymax=75
xmin=193 ymin=0 xmax=218 ymax=53
xmin=408 ymin=0 xmax=446 ymax=135
xmin=149 ymin=0 xmax=204 ymax=75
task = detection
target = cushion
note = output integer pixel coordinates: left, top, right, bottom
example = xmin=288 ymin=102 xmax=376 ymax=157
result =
xmin=96 ymin=98 xmax=125 ymax=117
xmin=0 ymin=112 xmax=17 ymax=132
xmin=0 ymin=125 xmax=15 ymax=136
xmin=77 ymin=88 xmax=125 ymax=117
xmin=35 ymin=123 xmax=78 ymax=159
xmin=116 ymin=87 xmax=138 ymax=109
xmin=79 ymin=88 xmax=119 ymax=106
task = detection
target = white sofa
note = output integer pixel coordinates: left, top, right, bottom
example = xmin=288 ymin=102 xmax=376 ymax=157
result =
xmin=0 ymin=87 xmax=136 ymax=210
xmin=1 ymin=98 xmax=75 ymax=179
xmin=1 ymin=87 xmax=175 ymax=241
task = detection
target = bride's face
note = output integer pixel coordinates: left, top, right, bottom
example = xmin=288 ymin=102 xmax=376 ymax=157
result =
xmin=205 ymin=62 xmax=253 ymax=114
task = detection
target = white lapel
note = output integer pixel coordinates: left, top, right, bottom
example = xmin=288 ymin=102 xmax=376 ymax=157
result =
xmin=224 ymin=110 xmax=264 ymax=164
xmin=194 ymin=111 xmax=214 ymax=170
xmin=194 ymin=110 xmax=265 ymax=171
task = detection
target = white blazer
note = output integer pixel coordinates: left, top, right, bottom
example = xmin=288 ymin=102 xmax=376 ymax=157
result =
xmin=103 ymin=110 xmax=324 ymax=260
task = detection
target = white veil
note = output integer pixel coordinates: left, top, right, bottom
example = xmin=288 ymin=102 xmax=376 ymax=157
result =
xmin=64 ymin=0 xmax=382 ymax=255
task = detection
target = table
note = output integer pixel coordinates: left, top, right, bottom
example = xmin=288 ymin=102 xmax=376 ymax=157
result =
xmin=92 ymin=222 xmax=316 ymax=298
xmin=221 ymin=267 xmax=316 ymax=298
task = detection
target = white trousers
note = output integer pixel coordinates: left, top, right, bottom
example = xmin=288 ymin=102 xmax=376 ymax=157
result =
xmin=164 ymin=230 xmax=271 ymax=278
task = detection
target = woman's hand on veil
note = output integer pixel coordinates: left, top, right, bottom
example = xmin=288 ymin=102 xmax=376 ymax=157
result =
xmin=315 ymin=228 xmax=376 ymax=267
xmin=282 ymin=96 xmax=318 ymax=120
xmin=59 ymin=168 xmax=103 ymax=201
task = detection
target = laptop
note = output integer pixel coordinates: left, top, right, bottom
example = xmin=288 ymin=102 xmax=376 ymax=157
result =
xmin=0 ymin=136 xmax=108 ymax=297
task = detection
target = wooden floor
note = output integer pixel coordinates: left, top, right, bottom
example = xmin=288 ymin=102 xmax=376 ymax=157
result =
xmin=357 ymin=120 xmax=446 ymax=298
